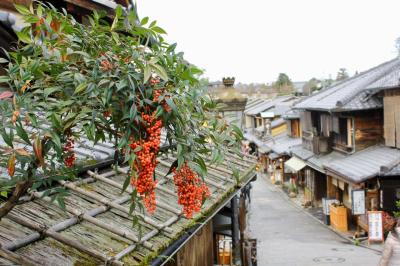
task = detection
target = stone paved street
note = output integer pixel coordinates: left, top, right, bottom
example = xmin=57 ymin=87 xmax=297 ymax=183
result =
xmin=248 ymin=174 xmax=381 ymax=266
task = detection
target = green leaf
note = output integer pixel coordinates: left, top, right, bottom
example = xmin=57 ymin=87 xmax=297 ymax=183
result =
xmin=177 ymin=143 xmax=183 ymax=157
xmin=115 ymin=5 xmax=123 ymax=18
xmin=140 ymin=16 xmax=149 ymax=25
xmin=166 ymin=98 xmax=177 ymax=113
xmin=0 ymin=76 xmax=10 ymax=83
xmin=111 ymin=32 xmax=120 ymax=44
xmin=50 ymin=131 xmax=62 ymax=152
xmin=151 ymin=63 xmax=168 ymax=81
xmin=57 ymin=196 xmax=66 ymax=210
xmin=121 ymin=175 xmax=131 ymax=194
xmin=0 ymin=129 xmax=14 ymax=148
xmin=15 ymin=31 xmax=31 ymax=44
xmin=0 ymin=58 xmax=8 ymax=64
xmin=151 ymin=26 xmax=166 ymax=34
xmin=195 ymin=157 xmax=207 ymax=175
xmin=149 ymin=20 xmax=157 ymax=27
xmin=74 ymin=82 xmax=87 ymax=94
xmin=44 ymin=87 xmax=61 ymax=97
xmin=15 ymin=122 xmax=30 ymax=145
xmin=143 ymin=64 xmax=151 ymax=83
xmin=0 ymin=191 xmax=7 ymax=197
xmin=133 ymin=146 xmax=142 ymax=152
xmin=14 ymin=4 xmax=31 ymax=15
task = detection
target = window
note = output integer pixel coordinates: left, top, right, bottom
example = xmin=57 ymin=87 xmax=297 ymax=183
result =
xmin=311 ymin=112 xmax=321 ymax=135
xmin=334 ymin=117 xmax=353 ymax=149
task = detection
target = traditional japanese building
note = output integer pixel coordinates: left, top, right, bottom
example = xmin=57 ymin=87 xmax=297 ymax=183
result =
xmin=291 ymin=57 xmax=400 ymax=231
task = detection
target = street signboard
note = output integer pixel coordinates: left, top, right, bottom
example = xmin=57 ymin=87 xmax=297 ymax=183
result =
xmin=322 ymin=198 xmax=338 ymax=215
xmin=368 ymin=211 xmax=384 ymax=243
xmin=351 ymin=189 xmax=366 ymax=215
xmin=260 ymin=111 xmax=274 ymax=118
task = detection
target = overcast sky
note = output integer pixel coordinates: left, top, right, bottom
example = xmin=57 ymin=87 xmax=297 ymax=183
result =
xmin=137 ymin=0 xmax=400 ymax=84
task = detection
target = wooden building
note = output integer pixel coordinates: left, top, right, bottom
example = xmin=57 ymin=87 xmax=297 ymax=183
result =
xmin=292 ymin=57 xmax=400 ymax=230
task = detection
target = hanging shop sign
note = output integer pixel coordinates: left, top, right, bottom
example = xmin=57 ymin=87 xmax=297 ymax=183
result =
xmin=368 ymin=211 xmax=384 ymax=243
xmin=351 ymin=189 xmax=366 ymax=215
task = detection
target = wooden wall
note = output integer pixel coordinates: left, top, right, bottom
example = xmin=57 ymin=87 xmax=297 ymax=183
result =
xmin=384 ymin=89 xmax=400 ymax=148
xmin=173 ymin=221 xmax=214 ymax=266
xmin=290 ymin=119 xmax=300 ymax=138
xmin=354 ymin=110 xmax=383 ymax=151
xmin=272 ymin=123 xmax=286 ymax=136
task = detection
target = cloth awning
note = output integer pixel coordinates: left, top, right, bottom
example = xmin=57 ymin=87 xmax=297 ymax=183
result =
xmin=285 ymin=156 xmax=306 ymax=172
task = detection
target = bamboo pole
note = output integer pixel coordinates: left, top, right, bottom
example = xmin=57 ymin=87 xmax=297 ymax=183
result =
xmin=6 ymin=213 xmax=123 ymax=266
xmin=57 ymin=180 xmax=173 ymax=234
xmin=0 ymin=248 xmax=40 ymax=266
xmin=87 ymin=170 xmax=181 ymax=215
xmin=31 ymin=191 xmax=155 ymax=250
xmin=3 ymin=194 xmax=132 ymax=251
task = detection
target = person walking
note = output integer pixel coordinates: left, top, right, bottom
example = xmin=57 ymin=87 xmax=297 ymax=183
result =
xmin=380 ymin=220 xmax=400 ymax=266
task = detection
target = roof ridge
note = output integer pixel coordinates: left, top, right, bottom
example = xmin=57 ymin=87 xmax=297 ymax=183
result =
xmin=294 ymin=57 xmax=399 ymax=110
xmin=336 ymin=58 xmax=400 ymax=107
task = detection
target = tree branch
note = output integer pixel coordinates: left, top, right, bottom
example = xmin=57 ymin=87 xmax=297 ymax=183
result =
xmin=0 ymin=179 xmax=34 ymax=219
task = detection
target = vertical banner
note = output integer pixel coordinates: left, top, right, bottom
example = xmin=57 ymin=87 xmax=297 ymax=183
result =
xmin=368 ymin=211 xmax=384 ymax=243
xmin=351 ymin=189 xmax=366 ymax=215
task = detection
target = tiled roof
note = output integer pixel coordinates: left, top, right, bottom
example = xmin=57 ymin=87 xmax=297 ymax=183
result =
xmin=294 ymin=58 xmax=400 ymax=111
xmin=261 ymin=133 xmax=301 ymax=156
xmin=366 ymin=66 xmax=400 ymax=91
xmin=0 ymin=150 xmax=256 ymax=265
xmin=307 ymin=151 xmax=346 ymax=173
xmin=244 ymin=96 xmax=296 ymax=116
xmin=384 ymin=163 xmax=400 ymax=176
xmin=324 ymin=145 xmax=400 ymax=183
xmin=290 ymin=145 xmax=314 ymax=160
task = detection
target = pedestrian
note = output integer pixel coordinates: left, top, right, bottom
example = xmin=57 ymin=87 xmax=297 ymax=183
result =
xmin=380 ymin=219 xmax=400 ymax=266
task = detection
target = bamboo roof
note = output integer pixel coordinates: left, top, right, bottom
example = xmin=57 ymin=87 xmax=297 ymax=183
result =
xmin=0 ymin=148 xmax=256 ymax=265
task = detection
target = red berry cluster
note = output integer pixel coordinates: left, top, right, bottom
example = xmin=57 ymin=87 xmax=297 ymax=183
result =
xmin=63 ymin=137 xmax=76 ymax=168
xmin=129 ymin=111 xmax=163 ymax=213
xmin=100 ymin=59 xmax=113 ymax=71
xmin=172 ymin=163 xmax=210 ymax=218
xmin=103 ymin=110 xmax=111 ymax=118
xmin=153 ymin=89 xmax=172 ymax=113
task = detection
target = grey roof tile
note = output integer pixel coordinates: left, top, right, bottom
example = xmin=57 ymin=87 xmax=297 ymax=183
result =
xmin=290 ymin=145 xmax=314 ymax=160
xmin=324 ymin=145 xmax=400 ymax=183
xmin=295 ymin=58 xmax=400 ymax=111
xmin=307 ymin=151 xmax=346 ymax=173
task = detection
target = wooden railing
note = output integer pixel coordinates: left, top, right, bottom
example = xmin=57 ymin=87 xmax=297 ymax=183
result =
xmin=302 ymin=131 xmax=331 ymax=155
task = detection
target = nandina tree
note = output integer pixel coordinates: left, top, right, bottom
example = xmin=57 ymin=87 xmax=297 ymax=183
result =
xmin=0 ymin=3 xmax=243 ymax=219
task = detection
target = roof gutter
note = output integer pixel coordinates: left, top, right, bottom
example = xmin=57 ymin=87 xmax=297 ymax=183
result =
xmin=151 ymin=171 xmax=256 ymax=266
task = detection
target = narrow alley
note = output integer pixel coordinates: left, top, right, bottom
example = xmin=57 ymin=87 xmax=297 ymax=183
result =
xmin=249 ymin=174 xmax=381 ymax=266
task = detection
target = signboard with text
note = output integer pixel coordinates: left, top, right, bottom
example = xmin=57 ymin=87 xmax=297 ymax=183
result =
xmin=368 ymin=211 xmax=384 ymax=243
xmin=351 ymin=189 xmax=366 ymax=215
xmin=322 ymin=198 xmax=339 ymax=215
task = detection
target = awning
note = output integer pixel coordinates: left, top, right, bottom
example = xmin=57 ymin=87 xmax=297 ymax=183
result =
xmin=258 ymin=145 xmax=271 ymax=154
xmin=285 ymin=157 xmax=306 ymax=172
xmin=268 ymin=152 xmax=280 ymax=160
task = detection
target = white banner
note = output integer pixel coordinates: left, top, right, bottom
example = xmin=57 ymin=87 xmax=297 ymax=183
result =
xmin=368 ymin=211 xmax=384 ymax=242
xmin=351 ymin=189 xmax=366 ymax=215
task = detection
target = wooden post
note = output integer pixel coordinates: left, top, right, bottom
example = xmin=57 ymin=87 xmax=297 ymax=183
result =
xmin=231 ymin=194 xmax=241 ymax=265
